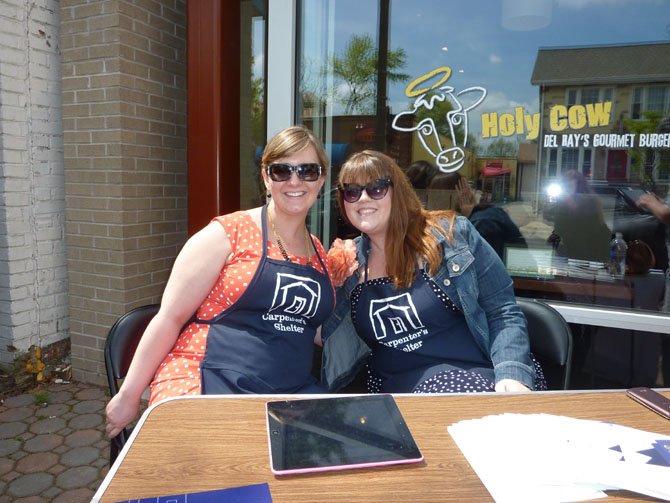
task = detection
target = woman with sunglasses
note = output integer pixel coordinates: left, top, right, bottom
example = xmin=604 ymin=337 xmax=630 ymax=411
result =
xmin=106 ymin=126 xmax=334 ymax=440
xmin=321 ymin=150 xmax=539 ymax=394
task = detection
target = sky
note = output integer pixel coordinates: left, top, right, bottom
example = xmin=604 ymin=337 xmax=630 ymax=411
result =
xmin=252 ymin=0 xmax=670 ymax=143
xmin=302 ymin=0 xmax=670 ymax=119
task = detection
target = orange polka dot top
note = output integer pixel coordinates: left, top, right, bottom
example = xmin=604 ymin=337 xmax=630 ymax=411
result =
xmin=149 ymin=210 xmax=333 ymax=405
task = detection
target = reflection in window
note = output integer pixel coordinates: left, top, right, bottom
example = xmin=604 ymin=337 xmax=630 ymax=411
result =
xmin=295 ymin=1 xmax=670 ymax=317
xmin=567 ymin=87 xmax=613 ymax=106
xmin=648 ymin=86 xmax=669 ymax=113
xmin=547 ymin=149 xmax=558 ymax=178
xmin=562 ymin=148 xmax=579 ymax=171
xmin=583 ymin=149 xmax=592 ymax=178
xmin=240 ymin=0 xmax=267 ymax=210
xmin=631 ymin=86 xmax=670 ymax=119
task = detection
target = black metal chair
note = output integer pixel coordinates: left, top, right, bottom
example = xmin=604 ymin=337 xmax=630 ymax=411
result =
xmin=104 ymin=304 xmax=160 ymax=464
xmin=517 ymin=298 xmax=573 ymax=390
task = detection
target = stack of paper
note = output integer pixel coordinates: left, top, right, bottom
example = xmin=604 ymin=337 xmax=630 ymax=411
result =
xmin=448 ymin=413 xmax=670 ymax=502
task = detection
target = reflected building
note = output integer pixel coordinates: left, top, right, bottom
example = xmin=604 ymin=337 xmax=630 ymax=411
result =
xmin=531 ymin=42 xmax=670 ymax=185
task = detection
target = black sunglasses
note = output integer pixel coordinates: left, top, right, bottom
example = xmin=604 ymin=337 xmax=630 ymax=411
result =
xmin=340 ymin=178 xmax=393 ymax=203
xmin=266 ymin=163 xmax=322 ymax=182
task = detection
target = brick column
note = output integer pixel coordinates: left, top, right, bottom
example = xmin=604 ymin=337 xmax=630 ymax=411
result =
xmin=60 ymin=0 xmax=187 ymax=385
xmin=0 ymin=1 xmax=69 ymax=369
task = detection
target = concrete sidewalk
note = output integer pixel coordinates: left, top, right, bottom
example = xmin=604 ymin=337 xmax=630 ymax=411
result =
xmin=0 ymin=380 xmax=116 ymax=502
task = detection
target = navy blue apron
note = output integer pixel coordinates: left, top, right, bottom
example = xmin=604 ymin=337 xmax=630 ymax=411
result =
xmin=198 ymin=206 xmax=334 ymax=394
xmin=352 ymin=269 xmax=493 ymax=393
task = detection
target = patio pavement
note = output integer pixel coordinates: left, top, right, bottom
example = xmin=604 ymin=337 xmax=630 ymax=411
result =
xmin=0 ymin=380 xmax=125 ymax=502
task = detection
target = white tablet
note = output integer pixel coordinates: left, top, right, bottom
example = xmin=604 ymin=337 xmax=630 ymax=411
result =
xmin=266 ymin=395 xmax=424 ymax=475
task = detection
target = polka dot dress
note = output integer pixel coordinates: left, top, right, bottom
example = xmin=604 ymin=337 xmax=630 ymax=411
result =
xmin=367 ymin=358 xmax=547 ymax=394
xmin=149 ymin=210 xmax=330 ymax=405
xmin=411 ymin=357 xmax=548 ymax=393
xmin=355 ymin=270 xmax=549 ymax=394
xmin=413 ymin=369 xmax=495 ymax=393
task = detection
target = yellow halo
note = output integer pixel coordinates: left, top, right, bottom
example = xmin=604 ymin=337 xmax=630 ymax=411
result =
xmin=405 ymin=66 xmax=452 ymax=98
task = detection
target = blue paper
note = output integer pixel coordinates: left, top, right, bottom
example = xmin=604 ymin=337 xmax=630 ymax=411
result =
xmin=652 ymin=440 xmax=670 ymax=466
xmin=115 ymin=482 xmax=272 ymax=502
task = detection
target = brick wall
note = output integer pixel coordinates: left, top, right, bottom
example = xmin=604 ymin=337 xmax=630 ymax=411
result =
xmin=0 ymin=1 xmax=69 ymax=368
xmin=60 ymin=0 xmax=187 ymax=385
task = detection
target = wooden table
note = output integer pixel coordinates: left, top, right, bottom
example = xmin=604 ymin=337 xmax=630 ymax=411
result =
xmin=94 ymin=391 xmax=670 ymax=502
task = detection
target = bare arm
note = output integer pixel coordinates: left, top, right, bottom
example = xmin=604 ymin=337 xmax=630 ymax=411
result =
xmin=495 ymin=379 xmax=530 ymax=392
xmin=637 ymin=193 xmax=670 ymax=225
xmin=105 ymin=221 xmax=231 ymax=437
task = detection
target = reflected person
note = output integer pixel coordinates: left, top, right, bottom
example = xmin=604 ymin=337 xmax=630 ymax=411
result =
xmin=406 ymin=159 xmax=439 ymax=205
xmin=637 ymin=188 xmax=670 ymax=386
xmin=549 ymin=170 xmax=611 ymax=263
xmin=431 ymin=172 xmax=527 ymax=260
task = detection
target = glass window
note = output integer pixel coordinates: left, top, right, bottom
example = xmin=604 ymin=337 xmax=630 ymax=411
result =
xmin=296 ymin=0 xmax=670 ymax=317
xmin=579 ymin=89 xmax=599 ymax=105
xmin=603 ymin=88 xmax=613 ymax=103
xmin=547 ymin=149 xmax=558 ymax=178
xmin=561 ymin=148 xmax=579 ymax=171
xmin=583 ymin=149 xmax=592 ymax=178
xmin=240 ymin=0 xmax=267 ymax=209
xmin=567 ymin=89 xmax=577 ymax=107
xmin=632 ymin=87 xmax=643 ymax=119
xmin=647 ymin=86 xmax=668 ymax=113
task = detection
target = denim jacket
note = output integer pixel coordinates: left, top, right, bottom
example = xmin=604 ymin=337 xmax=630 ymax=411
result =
xmin=321 ymin=215 xmax=535 ymax=391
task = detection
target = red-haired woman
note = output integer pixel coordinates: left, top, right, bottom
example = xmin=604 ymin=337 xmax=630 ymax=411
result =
xmin=323 ymin=150 xmax=544 ymax=394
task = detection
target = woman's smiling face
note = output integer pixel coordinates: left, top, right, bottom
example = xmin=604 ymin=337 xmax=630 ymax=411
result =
xmin=343 ymin=180 xmax=393 ymax=240
xmin=262 ymin=145 xmax=325 ymax=217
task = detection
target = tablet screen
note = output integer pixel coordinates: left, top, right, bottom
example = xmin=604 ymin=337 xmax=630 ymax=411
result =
xmin=266 ymin=395 xmax=423 ymax=475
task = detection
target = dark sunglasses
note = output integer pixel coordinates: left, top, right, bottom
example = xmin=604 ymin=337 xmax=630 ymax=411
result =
xmin=266 ymin=163 xmax=322 ymax=182
xmin=340 ymin=178 xmax=393 ymax=203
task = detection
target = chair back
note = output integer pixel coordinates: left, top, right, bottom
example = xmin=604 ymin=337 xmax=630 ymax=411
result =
xmin=516 ymin=298 xmax=573 ymax=390
xmin=104 ymin=303 xmax=160 ymax=462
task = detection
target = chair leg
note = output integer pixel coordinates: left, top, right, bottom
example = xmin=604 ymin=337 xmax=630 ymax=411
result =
xmin=109 ymin=437 xmax=119 ymax=465
xmin=109 ymin=428 xmax=130 ymax=465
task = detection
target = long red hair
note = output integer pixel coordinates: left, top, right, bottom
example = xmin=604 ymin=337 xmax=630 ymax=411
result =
xmin=337 ymin=150 xmax=456 ymax=288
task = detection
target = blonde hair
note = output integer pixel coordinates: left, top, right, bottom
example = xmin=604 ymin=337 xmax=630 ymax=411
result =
xmin=338 ymin=150 xmax=456 ymax=288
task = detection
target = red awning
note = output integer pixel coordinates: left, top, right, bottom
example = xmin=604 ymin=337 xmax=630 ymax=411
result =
xmin=480 ymin=165 xmax=511 ymax=177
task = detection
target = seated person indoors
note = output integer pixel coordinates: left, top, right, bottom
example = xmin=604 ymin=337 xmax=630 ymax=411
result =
xmin=431 ymin=172 xmax=527 ymax=260
xmin=406 ymin=159 xmax=439 ymax=190
xmin=105 ymin=126 xmax=335 ymax=440
xmin=406 ymin=160 xmax=439 ymax=206
xmin=323 ymin=150 xmax=544 ymax=394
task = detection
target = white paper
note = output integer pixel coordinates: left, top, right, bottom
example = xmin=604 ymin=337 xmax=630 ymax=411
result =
xmin=447 ymin=413 xmax=670 ymax=502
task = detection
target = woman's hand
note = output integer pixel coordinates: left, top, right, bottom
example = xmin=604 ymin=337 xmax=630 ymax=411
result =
xmin=456 ymin=177 xmax=475 ymax=204
xmin=494 ymin=379 xmax=531 ymax=392
xmin=105 ymin=391 xmax=141 ymax=438
xmin=637 ymin=192 xmax=670 ymax=224
xmin=637 ymin=192 xmax=661 ymax=210
xmin=456 ymin=177 xmax=475 ymax=217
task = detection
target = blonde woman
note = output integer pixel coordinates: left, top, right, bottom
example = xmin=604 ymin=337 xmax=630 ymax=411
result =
xmin=106 ymin=126 xmax=335 ymax=439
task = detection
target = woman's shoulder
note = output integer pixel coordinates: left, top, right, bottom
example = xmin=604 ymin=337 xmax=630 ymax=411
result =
xmin=207 ymin=208 xmax=264 ymax=251
xmin=213 ymin=208 xmax=260 ymax=229
xmin=431 ymin=213 xmax=470 ymax=235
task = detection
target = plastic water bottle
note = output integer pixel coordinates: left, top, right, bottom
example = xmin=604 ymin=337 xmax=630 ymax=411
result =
xmin=609 ymin=232 xmax=627 ymax=279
